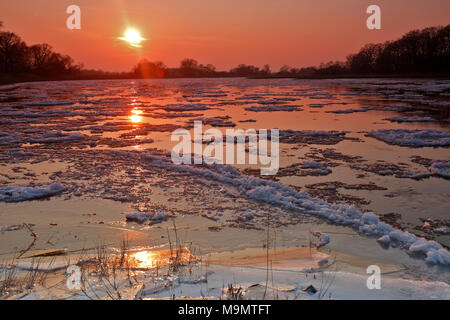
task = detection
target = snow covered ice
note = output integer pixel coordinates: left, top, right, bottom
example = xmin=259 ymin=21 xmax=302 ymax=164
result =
xmin=0 ymin=183 xmax=66 ymax=202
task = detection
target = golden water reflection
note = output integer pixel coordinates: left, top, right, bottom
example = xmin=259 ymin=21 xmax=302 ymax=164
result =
xmin=130 ymin=107 xmax=143 ymax=123
xmin=130 ymin=248 xmax=196 ymax=269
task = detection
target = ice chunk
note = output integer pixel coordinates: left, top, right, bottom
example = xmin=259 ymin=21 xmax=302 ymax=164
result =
xmin=238 ymin=212 xmax=254 ymax=221
xmin=244 ymin=105 xmax=302 ymax=112
xmin=125 ymin=213 xmax=152 ymax=223
xmin=126 ymin=212 xmax=169 ymax=224
xmin=429 ymin=161 xmax=450 ymax=179
xmin=312 ymin=231 xmax=330 ymax=248
xmin=0 ymin=132 xmax=22 ymax=145
xmin=0 ymin=183 xmax=66 ymax=202
xmin=384 ymin=116 xmax=435 ymax=123
xmin=27 ymin=131 xmax=85 ymax=144
xmin=367 ymin=129 xmax=450 ymax=147
xmin=377 ymin=235 xmax=391 ymax=248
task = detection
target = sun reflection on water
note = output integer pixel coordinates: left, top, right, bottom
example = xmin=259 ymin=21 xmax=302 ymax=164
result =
xmin=133 ymin=251 xmax=156 ymax=268
xmin=130 ymin=248 xmax=196 ymax=269
xmin=130 ymin=108 xmax=143 ymax=123
xmin=130 ymin=115 xmax=142 ymax=123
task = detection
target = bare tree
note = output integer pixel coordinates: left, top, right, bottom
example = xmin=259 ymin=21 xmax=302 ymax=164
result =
xmin=0 ymin=32 xmax=28 ymax=73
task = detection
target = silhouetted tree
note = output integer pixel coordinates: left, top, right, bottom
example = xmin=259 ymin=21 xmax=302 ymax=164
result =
xmin=262 ymin=64 xmax=271 ymax=75
xmin=133 ymin=59 xmax=166 ymax=78
xmin=0 ymin=32 xmax=28 ymax=73
xmin=230 ymin=64 xmax=261 ymax=76
xmin=345 ymin=25 xmax=450 ymax=74
xmin=179 ymin=58 xmax=199 ymax=76
xmin=28 ymin=44 xmax=54 ymax=72
xmin=279 ymin=65 xmax=291 ymax=74
xmin=0 ymin=28 xmax=80 ymax=77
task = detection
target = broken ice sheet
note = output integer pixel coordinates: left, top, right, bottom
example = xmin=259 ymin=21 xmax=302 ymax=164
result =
xmin=0 ymin=78 xmax=449 ymax=300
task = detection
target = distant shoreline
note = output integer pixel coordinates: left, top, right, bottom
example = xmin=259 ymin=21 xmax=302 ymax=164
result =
xmin=1 ymin=72 xmax=449 ymax=86
xmin=250 ymin=73 xmax=450 ymax=80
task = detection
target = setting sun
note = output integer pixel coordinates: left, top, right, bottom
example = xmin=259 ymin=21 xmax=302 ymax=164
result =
xmin=119 ymin=28 xmax=145 ymax=47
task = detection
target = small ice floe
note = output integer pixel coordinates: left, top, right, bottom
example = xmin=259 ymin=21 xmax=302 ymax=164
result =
xmin=152 ymin=111 xmax=199 ymax=119
xmin=235 ymin=94 xmax=263 ymax=100
xmin=257 ymin=99 xmax=288 ymax=105
xmin=22 ymin=99 xmax=75 ymax=107
xmin=311 ymin=231 xmax=330 ymax=248
xmin=125 ymin=212 xmax=169 ymax=224
xmin=381 ymin=104 xmax=412 ymax=111
xmin=26 ymin=131 xmax=85 ymax=144
xmin=0 ymin=132 xmax=22 ymax=145
xmin=309 ymin=94 xmax=335 ymax=100
xmin=400 ymin=171 xmax=434 ymax=180
xmin=278 ymin=130 xmax=347 ymax=145
xmin=184 ymin=93 xmax=227 ymax=98
xmin=367 ymin=129 xmax=450 ymax=148
xmin=195 ymin=116 xmax=236 ymax=127
xmin=244 ymin=105 xmax=302 ymax=112
xmin=326 ymin=106 xmax=372 ymax=114
xmin=301 ymin=161 xmax=332 ymax=176
xmin=302 ymin=161 xmax=322 ymax=169
xmin=429 ymin=161 xmax=450 ymax=179
xmin=384 ymin=116 xmax=436 ymax=123
xmin=377 ymin=235 xmax=391 ymax=249
xmin=0 ymin=183 xmax=66 ymax=202
xmin=125 ymin=212 xmax=152 ymax=223
xmin=274 ymin=97 xmax=298 ymax=102
xmin=237 ymin=211 xmax=254 ymax=222
xmin=162 ymin=104 xmax=210 ymax=112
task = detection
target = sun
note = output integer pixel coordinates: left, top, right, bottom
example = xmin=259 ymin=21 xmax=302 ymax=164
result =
xmin=119 ymin=28 xmax=145 ymax=47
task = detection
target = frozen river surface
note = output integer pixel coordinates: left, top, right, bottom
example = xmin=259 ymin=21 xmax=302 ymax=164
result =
xmin=0 ymin=78 xmax=449 ymax=299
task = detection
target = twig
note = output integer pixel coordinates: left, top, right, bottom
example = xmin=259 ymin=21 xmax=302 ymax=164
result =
xmin=18 ymin=223 xmax=38 ymax=258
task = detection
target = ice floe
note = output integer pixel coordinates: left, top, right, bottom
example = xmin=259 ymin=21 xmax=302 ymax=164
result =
xmin=126 ymin=212 xmax=169 ymax=224
xmin=367 ymin=129 xmax=450 ymax=147
xmin=0 ymin=132 xmax=22 ymax=145
xmin=384 ymin=116 xmax=436 ymax=123
xmin=244 ymin=105 xmax=302 ymax=112
xmin=311 ymin=231 xmax=330 ymax=248
xmin=429 ymin=161 xmax=450 ymax=179
xmin=0 ymin=183 xmax=66 ymax=202
xmin=134 ymin=151 xmax=450 ymax=265
xmin=326 ymin=106 xmax=372 ymax=114
xmin=26 ymin=132 xmax=85 ymax=144
xmin=278 ymin=130 xmax=348 ymax=145
xmin=162 ymin=104 xmax=210 ymax=111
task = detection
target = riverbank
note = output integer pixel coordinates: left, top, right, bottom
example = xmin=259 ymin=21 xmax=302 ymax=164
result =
xmin=2 ymin=72 xmax=450 ymax=86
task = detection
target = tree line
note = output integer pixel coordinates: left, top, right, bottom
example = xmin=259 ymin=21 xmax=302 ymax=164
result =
xmin=0 ymin=22 xmax=81 ymax=77
xmin=313 ymin=24 xmax=450 ymax=76
xmin=1 ymin=21 xmax=449 ymax=83
xmin=132 ymin=24 xmax=450 ymax=78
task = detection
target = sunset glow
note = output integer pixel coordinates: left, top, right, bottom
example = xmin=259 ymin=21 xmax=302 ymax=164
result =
xmin=119 ymin=28 xmax=145 ymax=47
xmin=2 ymin=0 xmax=449 ymax=72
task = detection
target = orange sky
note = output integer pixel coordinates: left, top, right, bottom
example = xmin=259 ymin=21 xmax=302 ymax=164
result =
xmin=1 ymin=0 xmax=449 ymax=72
